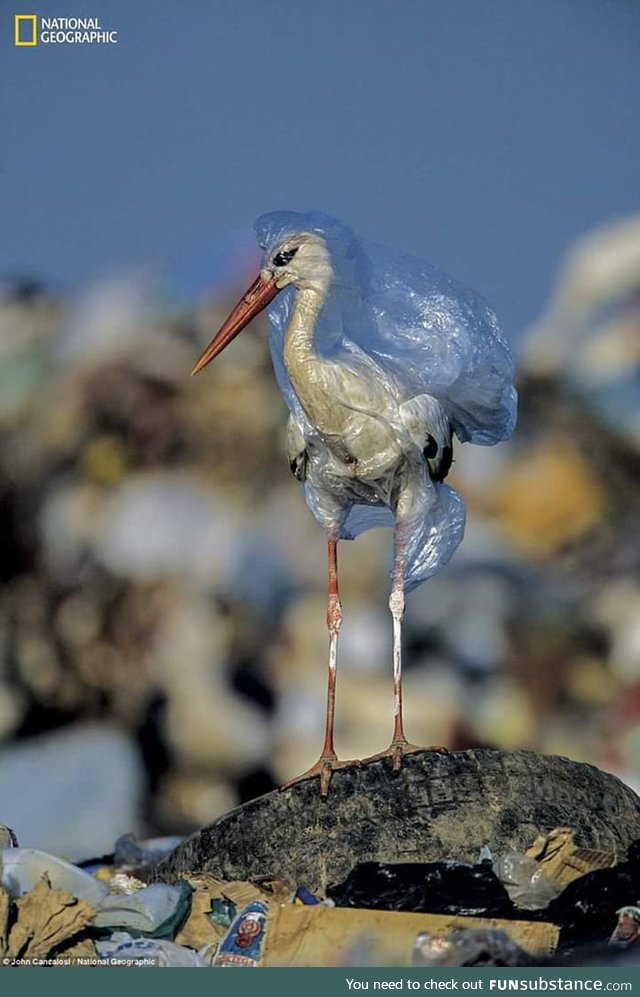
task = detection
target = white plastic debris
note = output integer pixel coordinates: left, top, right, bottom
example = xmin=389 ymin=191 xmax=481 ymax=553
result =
xmin=0 ymin=847 xmax=108 ymax=904
xmin=493 ymin=852 xmax=563 ymax=910
xmin=93 ymin=881 xmax=192 ymax=937
xmin=95 ymin=931 xmax=208 ymax=968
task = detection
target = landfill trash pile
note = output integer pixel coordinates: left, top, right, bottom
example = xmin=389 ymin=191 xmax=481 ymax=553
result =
xmin=0 ymin=214 xmax=638 ymax=851
xmin=1 ymin=824 xmax=640 ymax=967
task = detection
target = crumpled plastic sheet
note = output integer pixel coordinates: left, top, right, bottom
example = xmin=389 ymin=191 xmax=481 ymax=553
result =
xmin=113 ymin=833 xmax=184 ymax=871
xmin=493 ymin=852 xmax=563 ymax=910
xmin=255 ymin=211 xmax=517 ymax=590
xmin=95 ymin=931 xmax=209 ymax=968
xmin=0 ymin=847 xmax=108 ymax=904
xmin=93 ymin=880 xmax=192 ymax=938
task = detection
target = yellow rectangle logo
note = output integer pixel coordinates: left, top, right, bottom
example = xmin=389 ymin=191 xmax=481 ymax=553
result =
xmin=14 ymin=14 xmax=38 ymax=45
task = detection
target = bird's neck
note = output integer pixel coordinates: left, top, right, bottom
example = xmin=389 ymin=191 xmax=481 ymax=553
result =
xmin=283 ymin=280 xmax=329 ymax=379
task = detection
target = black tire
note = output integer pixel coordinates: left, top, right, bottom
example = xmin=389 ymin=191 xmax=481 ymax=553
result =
xmin=155 ymin=749 xmax=640 ymax=894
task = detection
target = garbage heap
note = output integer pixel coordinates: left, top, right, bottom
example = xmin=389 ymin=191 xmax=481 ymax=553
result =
xmin=2 ymin=824 xmax=640 ymax=967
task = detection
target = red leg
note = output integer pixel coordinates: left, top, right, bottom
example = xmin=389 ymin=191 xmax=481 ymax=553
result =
xmin=281 ymin=536 xmax=360 ymax=796
xmin=322 ymin=536 xmax=340 ymax=756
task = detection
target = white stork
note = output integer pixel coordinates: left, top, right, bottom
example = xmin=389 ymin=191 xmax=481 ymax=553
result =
xmin=192 ymin=212 xmax=516 ymax=795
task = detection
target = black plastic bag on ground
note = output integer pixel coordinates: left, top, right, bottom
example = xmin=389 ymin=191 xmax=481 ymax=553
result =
xmin=328 ymin=861 xmax=517 ymax=918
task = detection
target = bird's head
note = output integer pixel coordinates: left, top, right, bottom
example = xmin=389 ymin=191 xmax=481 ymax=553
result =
xmin=266 ymin=231 xmax=333 ymax=292
xmin=191 ymin=230 xmax=332 ymax=375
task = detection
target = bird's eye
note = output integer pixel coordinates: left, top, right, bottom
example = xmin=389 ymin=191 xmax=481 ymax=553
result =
xmin=273 ymin=247 xmax=298 ymax=268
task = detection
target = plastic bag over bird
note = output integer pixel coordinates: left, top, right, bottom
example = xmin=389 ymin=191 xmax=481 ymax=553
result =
xmin=255 ymin=211 xmax=517 ymax=590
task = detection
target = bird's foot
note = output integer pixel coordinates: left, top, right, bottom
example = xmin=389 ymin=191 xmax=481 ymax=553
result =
xmin=362 ymin=739 xmax=448 ymax=772
xmin=280 ymin=752 xmax=362 ymax=798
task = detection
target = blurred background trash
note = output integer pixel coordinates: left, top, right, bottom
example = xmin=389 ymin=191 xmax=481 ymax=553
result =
xmin=111 ymin=833 xmax=184 ymax=874
xmin=0 ymin=726 xmax=144 ymax=859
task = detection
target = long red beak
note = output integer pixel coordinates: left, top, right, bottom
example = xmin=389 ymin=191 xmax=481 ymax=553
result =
xmin=191 ymin=272 xmax=280 ymax=375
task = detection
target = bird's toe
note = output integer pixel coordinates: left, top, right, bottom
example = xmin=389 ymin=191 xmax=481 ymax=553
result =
xmin=280 ymin=754 xmax=362 ymax=797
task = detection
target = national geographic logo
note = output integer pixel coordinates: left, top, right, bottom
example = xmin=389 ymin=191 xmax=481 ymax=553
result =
xmin=14 ymin=14 xmax=36 ymax=45
xmin=14 ymin=14 xmax=118 ymax=46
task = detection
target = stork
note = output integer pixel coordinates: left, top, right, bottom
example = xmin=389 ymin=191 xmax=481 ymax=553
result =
xmin=192 ymin=212 xmax=517 ymax=796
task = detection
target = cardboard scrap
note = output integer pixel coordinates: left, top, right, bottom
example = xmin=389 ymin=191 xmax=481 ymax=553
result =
xmin=184 ymin=873 xmax=291 ymax=909
xmin=263 ymin=905 xmax=559 ymax=967
xmin=525 ymin=827 xmax=616 ymax=885
xmin=175 ymin=880 xmax=223 ymax=950
xmin=174 ymin=874 xmax=292 ymax=952
xmin=54 ymin=938 xmax=99 ymax=964
xmin=5 ymin=875 xmax=95 ymax=960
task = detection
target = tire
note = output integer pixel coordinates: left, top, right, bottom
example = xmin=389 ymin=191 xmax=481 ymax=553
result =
xmin=155 ymin=749 xmax=640 ymax=894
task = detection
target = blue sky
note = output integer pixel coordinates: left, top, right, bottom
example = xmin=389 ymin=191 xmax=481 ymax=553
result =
xmin=3 ymin=0 xmax=639 ymax=336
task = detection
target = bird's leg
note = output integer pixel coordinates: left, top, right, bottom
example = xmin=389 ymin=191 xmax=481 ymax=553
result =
xmin=322 ymin=535 xmax=341 ymax=759
xmin=363 ymin=521 xmax=445 ymax=771
xmin=384 ymin=524 xmax=421 ymax=768
xmin=389 ymin=526 xmax=411 ymax=763
xmin=280 ymin=535 xmax=361 ymax=797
